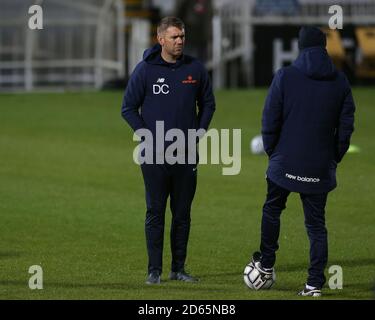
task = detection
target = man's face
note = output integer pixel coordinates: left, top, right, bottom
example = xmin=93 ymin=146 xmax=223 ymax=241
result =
xmin=158 ymin=26 xmax=185 ymax=58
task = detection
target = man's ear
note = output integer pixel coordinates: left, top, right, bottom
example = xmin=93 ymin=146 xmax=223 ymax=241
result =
xmin=157 ymin=34 xmax=164 ymax=46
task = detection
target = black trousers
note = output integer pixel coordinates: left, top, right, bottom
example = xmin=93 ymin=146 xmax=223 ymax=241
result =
xmin=141 ymin=163 xmax=197 ymax=274
xmin=260 ymin=178 xmax=328 ymax=288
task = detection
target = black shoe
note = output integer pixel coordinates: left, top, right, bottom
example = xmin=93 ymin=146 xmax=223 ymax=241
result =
xmin=169 ymin=270 xmax=199 ymax=282
xmin=146 ymin=272 xmax=161 ymax=285
xmin=251 ymin=251 xmax=274 ymax=275
xmin=252 ymin=251 xmax=262 ymax=263
xmin=297 ymin=284 xmax=322 ymax=297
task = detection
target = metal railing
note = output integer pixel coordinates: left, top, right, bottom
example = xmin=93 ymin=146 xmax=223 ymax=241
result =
xmin=0 ymin=0 xmax=125 ymax=91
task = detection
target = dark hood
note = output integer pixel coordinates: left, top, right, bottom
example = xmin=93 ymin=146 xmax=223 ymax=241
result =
xmin=142 ymin=43 xmax=162 ymax=63
xmin=293 ymin=46 xmax=337 ymax=80
xmin=142 ymin=43 xmax=185 ymax=67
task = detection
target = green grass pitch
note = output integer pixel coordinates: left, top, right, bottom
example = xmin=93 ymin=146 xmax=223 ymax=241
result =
xmin=0 ymin=89 xmax=374 ymax=299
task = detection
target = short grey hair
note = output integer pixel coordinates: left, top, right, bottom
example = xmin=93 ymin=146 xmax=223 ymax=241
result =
xmin=157 ymin=16 xmax=185 ymax=35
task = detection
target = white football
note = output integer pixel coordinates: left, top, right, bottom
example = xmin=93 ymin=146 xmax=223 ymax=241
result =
xmin=243 ymin=262 xmax=276 ymax=290
xmin=250 ymin=135 xmax=265 ymax=155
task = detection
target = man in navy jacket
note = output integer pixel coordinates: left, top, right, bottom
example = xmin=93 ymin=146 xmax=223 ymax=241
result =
xmin=250 ymin=26 xmax=355 ymax=296
xmin=122 ymin=17 xmax=215 ymax=284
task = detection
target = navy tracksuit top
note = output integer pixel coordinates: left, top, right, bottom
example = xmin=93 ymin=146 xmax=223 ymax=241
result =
xmin=262 ymin=46 xmax=355 ymax=194
xmin=121 ymin=44 xmax=216 ymax=144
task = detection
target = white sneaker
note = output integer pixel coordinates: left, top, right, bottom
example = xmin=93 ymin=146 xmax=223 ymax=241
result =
xmin=297 ymin=284 xmax=322 ymax=297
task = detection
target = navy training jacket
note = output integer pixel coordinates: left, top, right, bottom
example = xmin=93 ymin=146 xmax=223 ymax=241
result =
xmin=262 ymin=46 xmax=355 ymax=194
xmin=121 ymin=44 xmax=216 ymax=148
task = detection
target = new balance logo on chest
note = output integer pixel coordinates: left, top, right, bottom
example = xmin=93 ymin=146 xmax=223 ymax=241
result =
xmin=153 ymin=78 xmax=169 ymax=95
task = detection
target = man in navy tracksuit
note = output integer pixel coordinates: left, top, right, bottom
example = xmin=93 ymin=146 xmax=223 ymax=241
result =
xmin=121 ymin=17 xmax=215 ymax=284
xmin=250 ymin=26 xmax=355 ymax=296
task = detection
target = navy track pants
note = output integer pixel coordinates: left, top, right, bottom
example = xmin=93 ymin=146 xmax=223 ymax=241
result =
xmin=260 ymin=178 xmax=328 ymax=288
xmin=141 ymin=163 xmax=197 ymax=274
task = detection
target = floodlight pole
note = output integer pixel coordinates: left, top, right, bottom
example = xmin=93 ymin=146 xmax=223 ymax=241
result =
xmin=25 ymin=27 xmax=34 ymax=91
xmin=95 ymin=0 xmax=113 ymax=89
xmin=242 ymin=0 xmax=254 ymax=86
xmin=212 ymin=13 xmax=223 ymax=89
xmin=24 ymin=0 xmax=44 ymax=91
xmin=116 ymin=0 xmax=125 ymax=78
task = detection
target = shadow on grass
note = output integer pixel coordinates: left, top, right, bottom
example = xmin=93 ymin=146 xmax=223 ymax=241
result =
xmin=0 ymin=251 xmax=22 ymax=259
xmin=0 ymin=279 xmax=227 ymax=293
xmin=1 ymin=280 xmax=373 ymax=299
xmin=186 ymin=257 xmax=375 ymax=281
xmin=1 ymin=257 xmax=374 ymax=298
xmin=276 ymin=257 xmax=375 ymax=272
